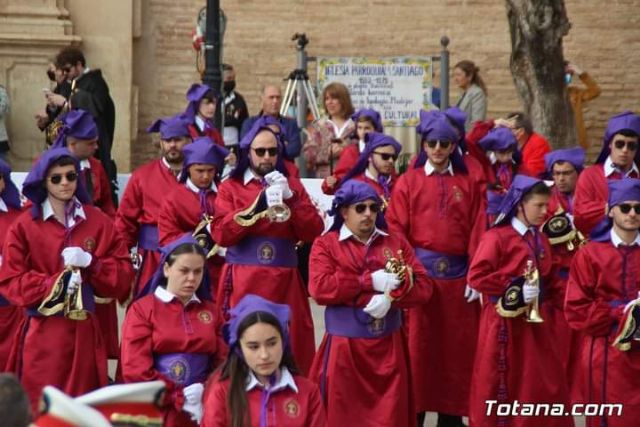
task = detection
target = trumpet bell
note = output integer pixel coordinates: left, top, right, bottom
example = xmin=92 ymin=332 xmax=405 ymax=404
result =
xmin=267 ymin=204 xmax=291 ymax=223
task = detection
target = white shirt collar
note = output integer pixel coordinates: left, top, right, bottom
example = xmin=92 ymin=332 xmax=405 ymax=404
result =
xmin=338 ymin=223 xmax=388 ymax=245
xmin=358 ymin=139 xmax=366 ymax=153
xmin=364 ymin=168 xmax=390 ymax=184
xmin=161 ymin=157 xmax=181 ymax=180
xmin=511 ymin=216 xmax=530 ymax=236
xmin=42 ymin=197 xmax=86 ymax=226
xmin=424 ymin=159 xmax=454 ymax=176
xmin=195 ymin=115 xmax=206 ymax=132
xmin=153 ymin=285 xmax=201 ymax=305
xmin=245 ymin=367 xmax=298 ymax=393
xmin=327 ymin=118 xmax=353 ymax=138
xmin=604 ymin=155 xmax=639 ymax=178
xmin=611 ymin=228 xmax=640 ymax=247
xmin=80 ymin=159 xmax=91 ymax=170
xmin=0 ymin=198 xmax=7 ymax=213
xmin=243 ymin=168 xmax=262 ymax=186
xmin=186 ymin=177 xmax=217 ymax=194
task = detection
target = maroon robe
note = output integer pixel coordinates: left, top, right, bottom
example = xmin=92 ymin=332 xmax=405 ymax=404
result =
xmin=565 ymin=237 xmax=640 ymax=427
xmin=0 ymin=207 xmax=23 ymax=371
xmin=211 ymin=174 xmax=324 ymax=374
xmin=121 ymin=292 xmax=226 ymax=427
xmin=467 ymin=223 xmax=573 ymax=427
xmin=308 ymin=229 xmax=432 ymax=426
xmin=116 ymin=159 xmax=182 ymax=294
xmin=158 ymin=183 xmax=224 ymax=294
xmin=0 ymin=205 xmax=133 ymax=409
xmin=386 ymin=165 xmax=485 ymax=415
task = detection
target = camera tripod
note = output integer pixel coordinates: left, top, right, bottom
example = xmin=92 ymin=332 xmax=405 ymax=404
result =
xmin=280 ymin=33 xmax=320 ymax=121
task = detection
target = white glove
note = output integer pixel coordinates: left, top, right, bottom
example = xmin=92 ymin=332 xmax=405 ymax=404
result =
xmin=182 ymin=383 xmax=204 ymax=424
xmin=363 ymin=294 xmax=392 ymax=319
xmin=523 ymin=281 xmax=539 ymax=304
xmin=371 ymin=269 xmax=401 ymax=293
xmin=61 ymin=247 xmax=92 ymax=268
xmin=265 ymin=171 xmax=293 ymax=199
xmin=67 ymin=270 xmax=82 ymax=296
xmin=464 ymin=284 xmax=480 ymax=303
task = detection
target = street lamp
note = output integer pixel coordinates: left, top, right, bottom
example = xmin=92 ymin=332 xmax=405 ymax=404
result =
xmin=201 ymin=2 xmax=226 ymax=129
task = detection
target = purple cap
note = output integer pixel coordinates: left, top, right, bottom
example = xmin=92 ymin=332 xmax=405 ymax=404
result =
xmin=544 ymin=147 xmax=586 ymax=173
xmin=22 ymin=148 xmax=91 ymax=215
xmin=486 ymin=190 xmax=506 ymax=216
xmin=609 ymin=178 xmax=640 ymax=208
xmin=414 ymin=110 xmax=467 ymax=173
xmin=328 ymin=179 xmax=386 ymax=232
xmin=340 ymin=132 xmax=402 ymax=184
xmin=595 ymin=111 xmax=640 ymax=164
xmin=179 ymin=137 xmax=229 ymax=183
xmin=0 ymin=158 xmax=21 ymax=210
xmin=183 ymin=83 xmax=217 ymax=123
xmin=147 ymin=114 xmax=192 ymax=141
xmin=478 ymin=127 xmax=517 ymax=152
xmin=443 ymin=107 xmax=466 ymax=138
xmin=493 ymin=174 xmax=543 ymax=226
xmin=351 ymin=108 xmax=383 ymax=133
xmin=51 ymin=109 xmax=98 ymax=149
xmin=137 ymin=234 xmax=211 ymax=300
xmin=231 ymin=116 xmax=288 ymax=180
xmin=225 ymin=294 xmax=290 ymax=348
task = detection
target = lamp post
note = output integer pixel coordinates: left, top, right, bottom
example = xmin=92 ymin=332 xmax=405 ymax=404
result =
xmin=202 ymin=0 xmax=223 ymax=129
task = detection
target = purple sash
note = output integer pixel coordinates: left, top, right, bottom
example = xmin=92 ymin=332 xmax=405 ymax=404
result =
xmin=0 ymin=295 xmax=9 ymax=307
xmin=153 ymin=353 xmax=210 ymax=386
xmin=414 ymin=248 xmax=468 ymax=279
xmin=226 ymin=236 xmax=297 ymax=268
xmin=27 ymin=283 xmax=96 ymax=317
xmin=138 ymin=224 xmax=159 ymax=251
xmin=324 ymin=306 xmax=402 ymax=339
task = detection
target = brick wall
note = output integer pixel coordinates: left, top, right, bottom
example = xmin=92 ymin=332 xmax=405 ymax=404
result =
xmin=132 ymin=0 xmax=640 ymax=169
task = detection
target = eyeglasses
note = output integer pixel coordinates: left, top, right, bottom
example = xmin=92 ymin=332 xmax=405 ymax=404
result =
xmin=425 ymin=140 xmax=452 ymax=149
xmin=354 ymin=203 xmax=381 ymax=214
xmin=252 ymin=147 xmax=278 ymax=157
xmin=613 ymin=140 xmax=639 ymax=151
xmin=48 ymin=172 xmax=78 ymax=185
xmin=373 ymin=151 xmax=398 ymax=161
xmin=618 ymin=203 xmax=640 ymax=215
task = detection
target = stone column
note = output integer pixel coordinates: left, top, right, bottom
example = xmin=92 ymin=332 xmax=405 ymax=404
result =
xmin=0 ymin=0 xmax=80 ymax=170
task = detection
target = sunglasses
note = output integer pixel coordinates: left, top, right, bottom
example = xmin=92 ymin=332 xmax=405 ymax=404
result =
xmin=373 ymin=151 xmax=398 ymax=161
xmin=252 ymin=147 xmax=278 ymax=157
xmin=618 ymin=203 xmax=640 ymax=215
xmin=613 ymin=140 xmax=639 ymax=151
xmin=425 ymin=140 xmax=452 ymax=149
xmin=48 ymin=171 xmax=78 ymax=185
xmin=354 ymin=203 xmax=381 ymax=214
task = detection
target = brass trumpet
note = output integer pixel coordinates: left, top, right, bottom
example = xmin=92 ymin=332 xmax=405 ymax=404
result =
xmin=265 ymin=186 xmax=291 ymax=223
xmin=64 ymin=268 xmax=89 ymax=321
xmin=384 ymin=250 xmax=408 ymax=282
xmin=524 ymin=260 xmax=544 ymax=323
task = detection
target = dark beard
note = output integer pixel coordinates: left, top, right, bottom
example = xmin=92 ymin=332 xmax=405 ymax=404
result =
xmin=253 ymin=163 xmax=275 ymax=177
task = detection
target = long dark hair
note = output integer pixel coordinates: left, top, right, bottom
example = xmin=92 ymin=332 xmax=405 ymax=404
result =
xmin=454 ymin=60 xmax=488 ymax=95
xmin=219 ymin=311 xmax=298 ymax=427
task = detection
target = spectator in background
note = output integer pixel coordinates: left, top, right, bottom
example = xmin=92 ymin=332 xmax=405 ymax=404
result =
xmin=502 ymin=111 xmax=551 ymax=178
xmin=304 ymin=82 xmax=356 ymax=178
xmin=35 ymin=63 xmax=72 ymax=147
xmin=222 ymin=63 xmax=249 ymax=149
xmin=0 ymin=374 xmax=30 ymax=427
xmin=0 ymin=84 xmax=9 ymax=162
xmin=565 ymin=61 xmax=601 ymax=149
xmin=453 ymin=60 xmax=487 ymax=131
xmin=241 ymin=85 xmax=301 ymax=161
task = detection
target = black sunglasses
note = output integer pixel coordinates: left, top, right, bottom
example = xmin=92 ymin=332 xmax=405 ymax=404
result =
xmin=354 ymin=203 xmax=381 ymax=214
xmin=613 ymin=140 xmax=639 ymax=151
xmin=252 ymin=147 xmax=278 ymax=157
xmin=373 ymin=151 xmax=398 ymax=161
xmin=618 ymin=203 xmax=640 ymax=215
xmin=48 ymin=171 xmax=78 ymax=185
xmin=425 ymin=140 xmax=452 ymax=149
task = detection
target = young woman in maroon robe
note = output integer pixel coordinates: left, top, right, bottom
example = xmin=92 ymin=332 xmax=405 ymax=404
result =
xmin=121 ymin=235 xmax=226 ymax=427
xmin=202 ymin=294 xmax=326 ymax=427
